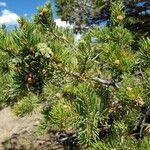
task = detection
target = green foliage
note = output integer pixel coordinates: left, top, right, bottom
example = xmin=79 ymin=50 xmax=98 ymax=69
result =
xmin=0 ymin=1 xmax=149 ymax=149
xmin=56 ymin=0 xmax=150 ymax=37
xmin=0 ymin=73 xmax=11 ymax=108
xmin=140 ymin=37 xmax=150 ymax=66
xmin=48 ymin=98 xmax=78 ymax=129
xmin=0 ymin=51 xmax=10 ymax=73
xmin=12 ymin=92 xmax=39 ymax=117
xmin=0 ymin=49 xmax=12 ymax=108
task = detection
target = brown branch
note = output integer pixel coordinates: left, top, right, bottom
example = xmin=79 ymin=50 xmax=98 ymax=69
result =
xmin=91 ymin=76 xmax=112 ymax=85
xmin=57 ymin=64 xmax=119 ymax=88
xmin=91 ymin=76 xmax=119 ymax=88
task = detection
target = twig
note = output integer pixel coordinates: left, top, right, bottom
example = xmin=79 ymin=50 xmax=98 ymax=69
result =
xmin=51 ymin=31 xmax=78 ymax=51
xmin=57 ymin=64 xmax=119 ymax=88
xmin=139 ymin=67 xmax=145 ymax=80
xmin=91 ymin=76 xmax=119 ymax=88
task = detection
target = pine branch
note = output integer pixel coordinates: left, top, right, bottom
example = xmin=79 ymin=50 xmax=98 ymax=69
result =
xmin=57 ymin=64 xmax=119 ymax=88
xmin=91 ymin=76 xmax=118 ymax=88
xmin=0 ymin=46 xmax=16 ymax=56
xmin=92 ymin=77 xmax=119 ymax=88
xmin=51 ymin=31 xmax=78 ymax=51
xmin=40 ymin=21 xmax=78 ymax=51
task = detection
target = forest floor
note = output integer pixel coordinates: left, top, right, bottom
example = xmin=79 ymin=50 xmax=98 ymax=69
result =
xmin=0 ymin=107 xmax=80 ymax=150
xmin=0 ymin=107 xmax=42 ymax=149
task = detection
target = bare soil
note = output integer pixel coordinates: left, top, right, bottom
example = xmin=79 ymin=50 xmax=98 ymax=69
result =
xmin=0 ymin=107 xmax=82 ymax=150
xmin=0 ymin=107 xmax=41 ymax=149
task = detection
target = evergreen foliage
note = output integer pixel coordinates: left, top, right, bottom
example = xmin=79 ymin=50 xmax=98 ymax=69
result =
xmin=56 ymin=0 xmax=150 ymax=37
xmin=0 ymin=1 xmax=150 ymax=149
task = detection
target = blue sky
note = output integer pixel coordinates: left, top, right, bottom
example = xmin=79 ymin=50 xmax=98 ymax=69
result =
xmin=0 ymin=0 xmax=69 ymax=29
xmin=1 ymin=0 xmax=54 ymax=18
xmin=0 ymin=0 xmax=81 ymax=40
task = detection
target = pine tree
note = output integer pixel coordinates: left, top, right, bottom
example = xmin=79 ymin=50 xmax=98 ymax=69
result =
xmin=56 ymin=0 xmax=150 ymax=37
xmin=0 ymin=1 xmax=149 ymax=149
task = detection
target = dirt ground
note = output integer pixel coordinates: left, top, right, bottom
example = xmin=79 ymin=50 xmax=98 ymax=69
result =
xmin=0 ymin=107 xmax=81 ymax=150
xmin=0 ymin=107 xmax=41 ymax=149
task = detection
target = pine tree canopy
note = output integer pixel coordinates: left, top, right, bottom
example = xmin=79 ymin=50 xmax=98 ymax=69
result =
xmin=0 ymin=1 xmax=150 ymax=149
xmin=56 ymin=0 xmax=150 ymax=36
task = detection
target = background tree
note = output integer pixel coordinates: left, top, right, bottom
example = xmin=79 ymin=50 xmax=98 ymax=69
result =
xmin=56 ymin=0 xmax=150 ymax=37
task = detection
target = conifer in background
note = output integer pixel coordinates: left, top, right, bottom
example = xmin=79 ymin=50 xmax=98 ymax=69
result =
xmin=56 ymin=0 xmax=150 ymax=37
